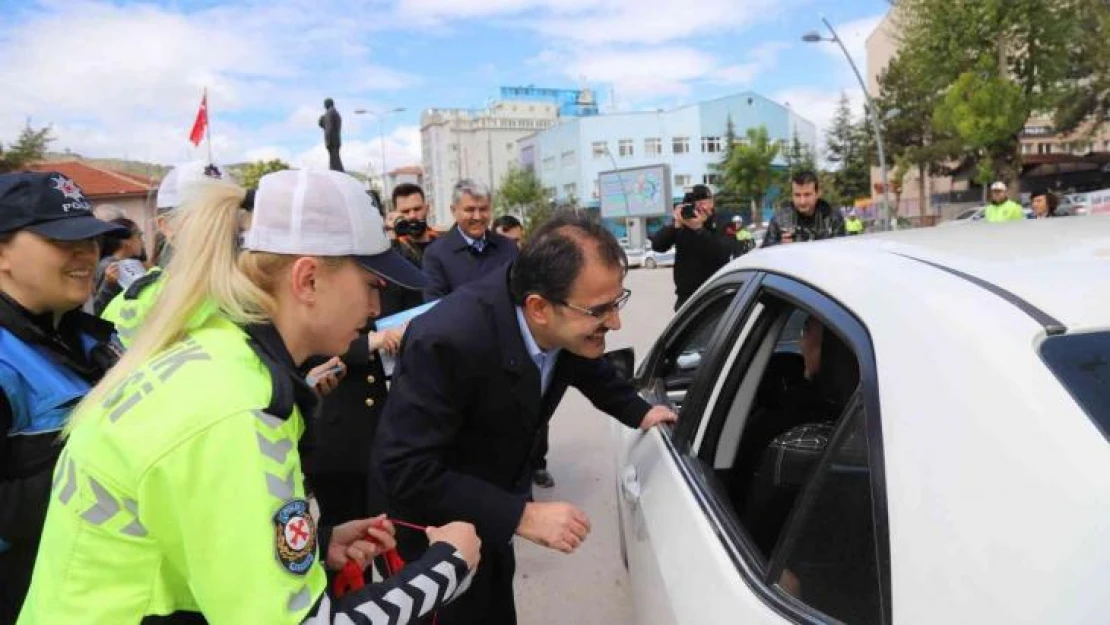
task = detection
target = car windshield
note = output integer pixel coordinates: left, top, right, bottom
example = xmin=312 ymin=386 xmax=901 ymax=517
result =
xmin=1040 ymin=331 xmax=1110 ymax=442
xmin=956 ymin=208 xmax=979 ymax=220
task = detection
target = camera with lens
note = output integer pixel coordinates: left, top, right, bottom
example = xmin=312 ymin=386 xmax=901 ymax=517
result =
xmin=680 ymin=203 xmax=697 ymax=220
xmin=394 ymin=218 xmax=428 ymax=238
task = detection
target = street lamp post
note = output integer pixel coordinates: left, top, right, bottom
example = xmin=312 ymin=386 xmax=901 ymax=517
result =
xmin=803 ymin=17 xmax=893 ymax=230
xmin=354 ymin=107 xmax=406 ymax=201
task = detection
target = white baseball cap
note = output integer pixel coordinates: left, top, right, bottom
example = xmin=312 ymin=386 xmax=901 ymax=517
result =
xmin=990 ymin=181 xmax=1007 ymax=192
xmin=157 ymin=161 xmax=232 ymax=210
xmin=243 ymin=169 xmax=427 ymax=290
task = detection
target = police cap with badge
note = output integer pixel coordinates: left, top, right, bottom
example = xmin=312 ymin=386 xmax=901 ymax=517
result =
xmin=0 ymin=171 xmax=130 ymax=240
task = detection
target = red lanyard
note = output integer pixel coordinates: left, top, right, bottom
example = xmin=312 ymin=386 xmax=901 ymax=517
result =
xmin=331 ymin=519 xmax=438 ymax=624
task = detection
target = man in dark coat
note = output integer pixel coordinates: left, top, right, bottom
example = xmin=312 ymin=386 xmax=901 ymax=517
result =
xmin=374 ymin=213 xmax=677 ymax=625
xmin=649 ymin=184 xmax=734 ymax=311
xmin=319 ymin=97 xmax=344 ymax=172
xmin=421 ymin=179 xmax=518 ymax=302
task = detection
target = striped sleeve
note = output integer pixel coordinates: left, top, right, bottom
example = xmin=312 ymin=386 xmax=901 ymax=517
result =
xmin=301 ymin=542 xmax=473 ymax=625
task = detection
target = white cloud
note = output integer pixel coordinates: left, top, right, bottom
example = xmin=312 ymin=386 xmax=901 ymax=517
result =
xmin=774 ymin=87 xmax=867 ymax=158
xmin=540 ymin=40 xmax=788 ymax=103
xmin=294 ymin=125 xmax=422 ymax=176
xmin=0 ymin=0 xmax=413 ymax=165
xmin=809 ymin=15 xmax=885 ymax=84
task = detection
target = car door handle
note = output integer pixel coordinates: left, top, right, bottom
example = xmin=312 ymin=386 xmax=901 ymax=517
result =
xmin=621 ymin=465 xmax=642 ymax=504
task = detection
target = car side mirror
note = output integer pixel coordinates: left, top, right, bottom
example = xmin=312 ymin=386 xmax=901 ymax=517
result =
xmin=604 ymin=347 xmax=636 ymax=380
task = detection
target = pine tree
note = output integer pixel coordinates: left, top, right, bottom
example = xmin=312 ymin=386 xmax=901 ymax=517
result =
xmin=0 ymin=124 xmax=55 ymax=173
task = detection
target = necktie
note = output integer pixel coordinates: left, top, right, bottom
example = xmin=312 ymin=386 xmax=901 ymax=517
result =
xmin=471 ymin=238 xmax=486 ymax=254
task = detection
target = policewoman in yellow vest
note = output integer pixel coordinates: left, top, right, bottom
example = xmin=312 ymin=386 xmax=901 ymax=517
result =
xmin=100 ymin=161 xmax=235 ymax=347
xmin=0 ymin=172 xmax=129 ymax=623
xmin=19 ymin=170 xmax=481 ymax=624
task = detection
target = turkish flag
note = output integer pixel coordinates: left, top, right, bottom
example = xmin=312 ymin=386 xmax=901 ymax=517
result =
xmin=188 ymin=90 xmax=208 ymax=146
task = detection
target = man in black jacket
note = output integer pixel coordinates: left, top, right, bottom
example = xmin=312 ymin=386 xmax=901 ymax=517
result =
xmin=762 ymin=170 xmax=846 ymax=247
xmin=421 ymin=179 xmax=518 ymax=302
xmin=374 ymin=214 xmax=677 ymax=625
xmin=649 ymin=184 xmax=734 ymax=311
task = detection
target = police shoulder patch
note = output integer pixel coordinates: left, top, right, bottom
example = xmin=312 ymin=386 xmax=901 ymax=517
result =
xmin=273 ymin=499 xmax=317 ymax=576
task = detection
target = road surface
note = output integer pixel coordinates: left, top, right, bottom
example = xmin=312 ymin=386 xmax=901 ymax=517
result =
xmin=515 ymin=267 xmax=676 ymax=625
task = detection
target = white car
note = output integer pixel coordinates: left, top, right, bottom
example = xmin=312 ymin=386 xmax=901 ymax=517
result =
xmin=943 ymin=206 xmax=1034 ymax=224
xmin=643 ymin=247 xmax=675 ymax=269
xmin=624 ymin=246 xmax=646 ymax=268
xmin=609 ymin=217 xmax=1110 ymax=624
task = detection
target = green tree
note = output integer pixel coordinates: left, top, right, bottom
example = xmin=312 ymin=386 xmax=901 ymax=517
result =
xmin=876 ymin=50 xmax=959 ymax=219
xmin=711 ymin=115 xmax=745 ymax=216
xmin=1052 ymin=0 xmax=1110 ymax=135
xmin=235 ymin=159 xmax=291 ymax=190
xmin=0 ymin=124 xmax=55 ymax=173
xmin=824 ymin=94 xmax=871 ymax=205
xmin=494 ymin=166 xmax=548 ymax=232
xmin=783 ymin=131 xmax=817 ymax=181
xmin=897 ymin=0 xmax=1086 ymax=185
xmin=723 ymin=125 xmax=781 ymax=227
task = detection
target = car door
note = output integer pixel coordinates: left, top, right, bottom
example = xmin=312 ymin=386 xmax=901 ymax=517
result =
xmin=617 ymin=273 xmax=891 ymax=625
xmin=613 ymin=272 xmax=783 ymax=625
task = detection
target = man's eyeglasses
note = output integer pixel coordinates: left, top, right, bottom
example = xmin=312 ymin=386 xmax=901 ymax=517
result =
xmin=556 ymin=289 xmax=631 ymax=319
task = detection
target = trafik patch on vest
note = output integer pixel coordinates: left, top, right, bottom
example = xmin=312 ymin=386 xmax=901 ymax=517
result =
xmin=0 ymin=171 xmax=129 ymax=240
xmin=273 ymin=498 xmax=317 ymax=575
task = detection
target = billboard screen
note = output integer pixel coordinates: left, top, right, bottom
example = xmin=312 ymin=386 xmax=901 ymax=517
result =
xmin=599 ymin=164 xmax=671 ymax=219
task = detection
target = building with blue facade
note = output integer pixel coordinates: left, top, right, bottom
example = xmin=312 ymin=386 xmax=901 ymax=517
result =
xmin=517 ymin=91 xmax=817 ymax=239
xmin=499 ymin=86 xmax=599 ymax=118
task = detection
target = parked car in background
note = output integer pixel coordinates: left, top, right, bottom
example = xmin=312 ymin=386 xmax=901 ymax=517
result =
xmin=610 ymin=217 xmax=1110 ymax=624
xmin=643 ymin=247 xmax=675 ymax=269
xmin=624 ymin=245 xmax=646 ymax=268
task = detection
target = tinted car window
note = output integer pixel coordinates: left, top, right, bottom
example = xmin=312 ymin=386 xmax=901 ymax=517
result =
xmin=1041 ymin=331 xmax=1110 ymax=440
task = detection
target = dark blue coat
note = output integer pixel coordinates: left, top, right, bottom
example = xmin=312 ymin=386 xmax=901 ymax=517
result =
xmin=374 ymin=265 xmax=650 ymax=544
xmin=421 ymin=227 xmax=519 ymax=302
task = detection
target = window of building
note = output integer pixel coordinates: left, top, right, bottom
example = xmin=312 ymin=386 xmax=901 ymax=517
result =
xmin=703 ymin=173 xmax=722 ymax=186
xmin=1104 ymin=140 xmax=1110 ymax=151
xmin=1038 ymin=143 xmax=1050 ymax=155
xmin=561 ymin=150 xmax=576 ymax=167
xmin=592 ymin=141 xmax=609 ymax=159
xmin=619 ymin=139 xmax=634 ymax=158
xmin=1021 ymin=143 xmax=1032 ymax=154
xmin=543 ymin=156 xmax=556 ymax=171
xmin=701 ymin=136 xmax=723 ymax=153
xmin=645 ymin=137 xmax=663 ymax=156
xmin=563 ymin=183 xmax=578 ymax=198
xmin=675 ymin=174 xmax=692 ymax=188
xmin=673 ymin=136 xmax=691 ymax=154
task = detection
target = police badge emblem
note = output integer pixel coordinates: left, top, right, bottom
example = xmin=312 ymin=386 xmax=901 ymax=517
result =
xmin=274 ymin=499 xmax=317 ymax=575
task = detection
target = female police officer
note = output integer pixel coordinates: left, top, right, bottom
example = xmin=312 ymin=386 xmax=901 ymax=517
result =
xmin=0 ymin=172 xmax=129 ymax=622
xmin=18 ymin=170 xmax=480 ymax=624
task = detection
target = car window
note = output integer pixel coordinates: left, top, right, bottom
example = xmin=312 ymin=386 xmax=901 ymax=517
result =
xmin=641 ymin=291 xmax=736 ymax=412
xmin=1040 ymin=331 xmax=1110 ymax=441
xmin=774 ymin=397 xmax=883 ymax=625
xmin=673 ymin=284 xmax=885 ymax=623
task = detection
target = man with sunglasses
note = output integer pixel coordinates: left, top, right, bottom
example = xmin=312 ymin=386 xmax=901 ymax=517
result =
xmin=375 ymin=213 xmax=676 ymax=625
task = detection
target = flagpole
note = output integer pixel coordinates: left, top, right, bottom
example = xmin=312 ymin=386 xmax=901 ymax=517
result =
xmin=203 ymin=88 xmax=213 ymax=165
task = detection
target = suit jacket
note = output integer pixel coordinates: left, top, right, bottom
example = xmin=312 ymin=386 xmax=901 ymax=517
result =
xmin=374 ymin=265 xmax=651 ymax=546
xmin=421 ymin=227 xmax=519 ymax=302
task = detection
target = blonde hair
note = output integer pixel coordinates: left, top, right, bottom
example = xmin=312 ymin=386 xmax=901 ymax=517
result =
xmin=69 ymin=179 xmax=339 ymax=432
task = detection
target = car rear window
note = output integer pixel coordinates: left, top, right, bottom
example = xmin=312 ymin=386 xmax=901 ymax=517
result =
xmin=1041 ymin=332 xmax=1110 ymax=440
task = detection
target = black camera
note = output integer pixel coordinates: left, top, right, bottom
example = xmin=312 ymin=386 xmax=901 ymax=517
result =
xmin=394 ymin=218 xmax=428 ymax=238
xmin=680 ymin=203 xmax=697 ymax=220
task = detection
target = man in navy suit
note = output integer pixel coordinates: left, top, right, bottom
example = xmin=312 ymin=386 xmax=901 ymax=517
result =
xmin=421 ymin=179 xmax=518 ymax=302
xmin=375 ymin=213 xmax=677 ymax=625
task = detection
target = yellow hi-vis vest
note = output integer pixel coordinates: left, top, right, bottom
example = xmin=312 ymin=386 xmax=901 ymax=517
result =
xmin=19 ymin=308 xmax=327 ymax=623
xmin=99 ymin=267 xmax=165 ymax=347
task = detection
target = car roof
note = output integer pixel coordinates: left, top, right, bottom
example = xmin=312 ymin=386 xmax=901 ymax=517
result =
xmin=726 ymin=216 xmax=1110 ymax=332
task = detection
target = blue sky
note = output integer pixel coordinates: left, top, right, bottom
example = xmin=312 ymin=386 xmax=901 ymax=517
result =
xmin=0 ymin=0 xmax=889 ymax=172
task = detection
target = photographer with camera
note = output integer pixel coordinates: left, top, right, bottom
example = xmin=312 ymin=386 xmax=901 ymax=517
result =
xmin=649 ymin=184 xmax=733 ymax=311
xmin=382 ymin=183 xmax=438 ymax=313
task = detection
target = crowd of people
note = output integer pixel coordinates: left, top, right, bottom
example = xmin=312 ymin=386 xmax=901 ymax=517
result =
xmin=0 ymin=163 xmax=675 ymax=625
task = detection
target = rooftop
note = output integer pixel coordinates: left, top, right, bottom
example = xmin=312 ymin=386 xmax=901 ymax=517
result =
xmin=27 ymin=160 xmax=156 ymax=198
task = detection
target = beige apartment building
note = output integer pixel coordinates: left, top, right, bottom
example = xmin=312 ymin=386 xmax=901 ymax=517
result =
xmin=866 ymin=8 xmax=1110 ymax=221
xmin=421 ymin=101 xmax=559 ymax=226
